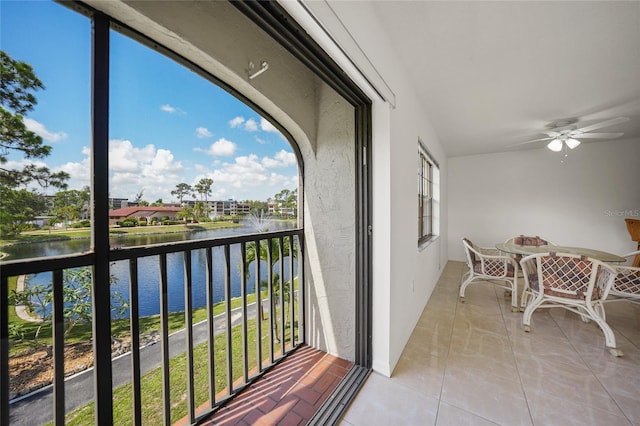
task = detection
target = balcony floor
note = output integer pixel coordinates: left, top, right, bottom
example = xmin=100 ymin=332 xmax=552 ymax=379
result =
xmin=341 ymin=260 xmax=640 ymax=425
xmin=196 ymin=345 xmax=352 ymax=425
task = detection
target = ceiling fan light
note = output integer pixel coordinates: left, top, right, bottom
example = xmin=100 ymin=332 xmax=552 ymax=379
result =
xmin=565 ymin=138 xmax=581 ymax=149
xmin=547 ymin=139 xmax=563 ymax=152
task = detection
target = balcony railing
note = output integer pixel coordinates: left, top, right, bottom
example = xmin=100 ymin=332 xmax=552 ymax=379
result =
xmin=1 ymin=229 xmax=305 ymax=425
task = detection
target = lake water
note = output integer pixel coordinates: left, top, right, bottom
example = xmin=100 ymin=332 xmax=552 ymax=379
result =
xmin=4 ymin=221 xmax=298 ymax=317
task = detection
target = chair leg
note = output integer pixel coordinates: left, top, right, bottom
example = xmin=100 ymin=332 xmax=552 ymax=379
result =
xmin=459 ymin=272 xmax=474 ymax=303
xmin=510 ymin=276 xmax=519 ymax=312
xmin=520 ymin=286 xmax=531 ymax=312
xmin=522 ymin=297 xmax=543 ymax=332
xmin=583 ymin=303 xmax=621 ymax=356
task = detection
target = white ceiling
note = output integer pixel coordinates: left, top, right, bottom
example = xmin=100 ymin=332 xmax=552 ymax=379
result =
xmin=366 ymin=1 xmax=640 ymax=157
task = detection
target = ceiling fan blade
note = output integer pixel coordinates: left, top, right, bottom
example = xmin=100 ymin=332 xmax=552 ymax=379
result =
xmin=510 ymin=136 xmax=553 ymax=147
xmin=574 ymin=117 xmax=629 ymax=133
xmin=574 ymin=132 xmax=624 ymax=139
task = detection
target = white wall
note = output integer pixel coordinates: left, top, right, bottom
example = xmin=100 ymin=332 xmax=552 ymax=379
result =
xmin=310 ymin=0 xmax=449 ymax=375
xmin=448 ymin=138 xmax=640 ymax=261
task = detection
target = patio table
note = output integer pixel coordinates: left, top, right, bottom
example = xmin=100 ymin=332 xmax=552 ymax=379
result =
xmin=496 ymin=242 xmax=626 ymax=263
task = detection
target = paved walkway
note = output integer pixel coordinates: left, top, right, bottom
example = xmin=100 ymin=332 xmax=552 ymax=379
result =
xmin=14 ymin=275 xmax=41 ymax=323
xmin=8 ymin=303 xmax=262 ymax=425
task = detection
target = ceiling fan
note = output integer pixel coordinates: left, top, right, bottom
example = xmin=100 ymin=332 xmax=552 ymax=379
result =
xmin=513 ymin=116 xmax=629 ymax=152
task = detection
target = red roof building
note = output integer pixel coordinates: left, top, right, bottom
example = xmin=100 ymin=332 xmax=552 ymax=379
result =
xmin=108 ymin=206 xmax=182 ymax=226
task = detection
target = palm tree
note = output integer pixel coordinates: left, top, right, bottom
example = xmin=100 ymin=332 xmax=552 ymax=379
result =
xmin=193 ymin=201 xmax=205 ymax=221
xmin=177 ymin=204 xmax=194 ymax=224
xmin=193 ymin=178 xmax=213 ymax=217
xmin=243 ymin=237 xmax=297 ymax=341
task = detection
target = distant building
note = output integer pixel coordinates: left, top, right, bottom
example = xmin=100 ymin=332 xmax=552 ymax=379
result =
xmin=182 ymin=199 xmax=250 ymax=216
xmin=109 ymin=197 xmax=130 ymax=210
xmin=267 ymin=201 xmax=297 ymax=217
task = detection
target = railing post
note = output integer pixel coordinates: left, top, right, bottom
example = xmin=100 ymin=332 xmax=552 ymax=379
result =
xmin=184 ymin=250 xmax=195 ymax=423
xmin=159 ymin=253 xmax=171 ymax=426
xmin=91 ymin=12 xmax=113 ymax=424
xmin=205 ymin=247 xmax=216 ymax=406
xmin=52 ymin=270 xmax=65 ymax=425
xmin=0 ymin=276 xmax=9 ymax=426
xmin=128 ymin=259 xmax=142 ymax=426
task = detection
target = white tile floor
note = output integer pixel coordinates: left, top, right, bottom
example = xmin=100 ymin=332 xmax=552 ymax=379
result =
xmin=341 ymin=261 xmax=640 ymax=426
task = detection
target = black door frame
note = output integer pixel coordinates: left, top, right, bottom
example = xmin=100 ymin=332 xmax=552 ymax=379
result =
xmin=230 ymin=3 xmax=373 ymax=422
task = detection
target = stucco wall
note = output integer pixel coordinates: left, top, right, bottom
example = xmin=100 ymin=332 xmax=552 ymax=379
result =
xmin=448 ymin=138 xmax=640 ymax=261
xmin=303 ymin=83 xmax=356 ymax=357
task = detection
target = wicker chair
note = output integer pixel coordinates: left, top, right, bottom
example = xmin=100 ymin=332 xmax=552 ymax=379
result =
xmin=607 ymin=250 xmax=640 ymax=305
xmin=504 ymin=235 xmax=555 ymax=247
xmin=519 ymin=252 xmax=621 ymax=356
xmin=503 ymin=235 xmax=555 ymax=309
xmin=460 ymin=238 xmax=519 ymax=312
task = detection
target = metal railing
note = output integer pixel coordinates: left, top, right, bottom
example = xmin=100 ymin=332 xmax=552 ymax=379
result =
xmin=1 ymin=229 xmax=305 ymax=425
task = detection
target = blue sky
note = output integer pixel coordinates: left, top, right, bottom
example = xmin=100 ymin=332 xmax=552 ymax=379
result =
xmin=2 ymin=0 xmax=298 ymax=203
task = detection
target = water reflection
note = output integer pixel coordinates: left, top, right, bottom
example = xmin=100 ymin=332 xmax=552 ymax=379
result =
xmin=6 ymin=220 xmax=298 ymax=317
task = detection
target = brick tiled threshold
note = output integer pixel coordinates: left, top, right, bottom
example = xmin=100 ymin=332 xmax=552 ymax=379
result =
xmin=192 ymin=345 xmax=353 ymax=425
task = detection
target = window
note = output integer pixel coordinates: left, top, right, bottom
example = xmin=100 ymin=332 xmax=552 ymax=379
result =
xmin=418 ymin=141 xmax=439 ymax=246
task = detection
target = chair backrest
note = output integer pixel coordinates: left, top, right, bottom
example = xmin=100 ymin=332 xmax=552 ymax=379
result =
xmin=521 ymin=252 xmax=616 ymax=301
xmin=613 ymin=251 xmax=640 ymax=297
xmin=461 ymin=238 xmax=477 ymax=267
xmin=505 ymin=235 xmax=554 ymax=246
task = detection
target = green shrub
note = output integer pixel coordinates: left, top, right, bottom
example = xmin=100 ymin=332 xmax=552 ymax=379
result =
xmin=70 ymin=220 xmax=91 ymax=228
xmin=119 ymin=218 xmax=139 ymax=227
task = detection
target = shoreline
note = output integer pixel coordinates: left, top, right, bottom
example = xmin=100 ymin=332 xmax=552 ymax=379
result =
xmin=0 ymin=221 xmax=244 ymax=249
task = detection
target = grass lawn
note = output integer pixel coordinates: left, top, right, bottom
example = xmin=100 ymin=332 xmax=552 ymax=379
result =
xmin=0 ymin=221 xmax=241 ymax=247
xmin=59 ymin=306 xmax=299 ymax=425
xmin=8 ymin=291 xmax=262 ymax=356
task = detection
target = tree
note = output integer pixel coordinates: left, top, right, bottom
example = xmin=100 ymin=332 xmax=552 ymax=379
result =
xmin=133 ymin=189 xmax=145 ymax=204
xmin=151 ymin=198 xmax=163 ymax=206
xmin=171 ymin=183 xmax=192 ymax=204
xmin=52 ymin=188 xmax=90 ymax=227
xmin=193 ymin=178 xmax=214 ymax=217
xmin=243 ymin=237 xmax=297 ymax=340
xmin=9 ymin=267 xmax=128 ymax=345
xmin=0 ymin=51 xmax=69 ymax=237
xmin=0 ymin=187 xmax=45 ymax=236
xmin=244 ymin=199 xmax=269 ymax=214
xmin=193 ymin=201 xmax=205 ymax=220
xmin=177 ymin=204 xmax=194 ymax=224
xmin=273 ymin=188 xmax=297 ymax=217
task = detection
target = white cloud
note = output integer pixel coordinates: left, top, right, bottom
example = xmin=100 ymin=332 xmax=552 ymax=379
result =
xmin=262 ymin=150 xmax=297 ymax=168
xmin=260 ymin=118 xmax=279 ymax=134
xmin=107 ymin=139 xmax=184 ymax=200
xmin=23 ymin=118 xmax=68 ymax=142
xmin=195 ymin=127 xmax=213 ymax=139
xmin=229 ymin=116 xmax=245 ymax=128
xmin=207 ymin=153 xmax=296 ymax=197
xmin=244 ymin=119 xmax=258 ymax=132
xmin=54 ymin=146 xmax=91 ymax=190
xmin=160 ymin=104 xmax=185 ymax=115
xmin=195 ymin=138 xmax=237 ymax=157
